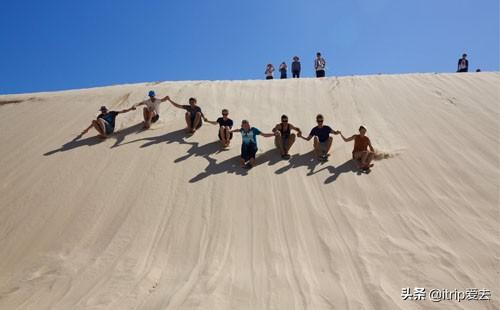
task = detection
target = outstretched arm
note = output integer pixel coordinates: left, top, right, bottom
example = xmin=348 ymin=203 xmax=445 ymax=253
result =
xmin=230 ymin=128 xmax=241 ymax=133
xmin=81 ymin=123 xmax=93 ymax=135
xmin=290 ymin=124 xmax=302 ymax=135
xmin=260 ymin=132 xmax=276 ymax=138
xmin=368 ymin=139 xmax=375 ymax=152
xmin=160 ymin=95 xmax=169 ymax=102
xmin=340 ymin=133 xmax=355 ymax=142
xmin=204 ymin=116 xmax=218 ymax=125
xmin=117 ymin=107 xmax=136 ymax=114
xmin=167 ymin=98 xmax=184 ymax=109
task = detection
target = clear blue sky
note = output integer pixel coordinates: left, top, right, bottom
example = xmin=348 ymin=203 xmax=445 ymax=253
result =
xmin=1 ymin=0 xmax=498 ymax=94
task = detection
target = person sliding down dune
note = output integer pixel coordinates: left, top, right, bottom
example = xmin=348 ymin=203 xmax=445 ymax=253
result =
xmin=166 ymin=96 xmax=205 ymax=134
xmin=340 ymin=125 xmax=375 ymax=171
xmin=298 ymin=114 xmax=340 ymax=161
xmin=204 ymin=109 xmax=234 ymax=148
xmin=272 ymin=114 xmax=301 ymax=159
xmin=133 ymin=90 xmax=169 ymax=129
xmin=81 ymin=105 xmax=136 ymax=139
xmin=230 ymin=120 xmax=275 ymax=169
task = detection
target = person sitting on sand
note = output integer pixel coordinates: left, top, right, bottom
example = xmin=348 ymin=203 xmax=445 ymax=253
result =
xmin=340 ymin=125 xmax=375 ymax=171
xmin=265 ymin=64 xmax=275 ymax=80
xmin=272 ymin=114 xmax=301 ymax=159
xmin=133 ymin=90 xmax=169 ymax=129
xmin=81 ymin=105 xmax=136 ymax=139
xmin=204 ymin=109 xmax=234 ymax=147
xmin=298 ymin=114 xmax=340 ymax=160
xmin=230 ymin=120 xmax=275 ymax=168
xmin=166 ymin=96 xmax=204 ymax=134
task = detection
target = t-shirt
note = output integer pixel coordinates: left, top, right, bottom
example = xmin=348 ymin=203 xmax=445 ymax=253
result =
xmin=458 ymin=58 xmax=468 ymax=70
xmin=291 ymin=61 xmax=301 ymax=72
xmin=98 ymin=111 xmax=119 ymax=130
xmin=309 ymin=125 xmax=332 ymax=143
xmin=265 ymin=68 xmax=274 ymax=77
xmin=182 ymin=105 xmax=203 ymax=119
xmin=142 ymin=98 xmax=161 ymax=114
xmin=240 ymin=127 xmax=261 ymax=145
xmin=315 ymin=57 xmax=326 ymax=71
xmin=353 ymin=135 xmax=371 ymax=154
xmin=216 ymin=117 xmax=233 ymax=128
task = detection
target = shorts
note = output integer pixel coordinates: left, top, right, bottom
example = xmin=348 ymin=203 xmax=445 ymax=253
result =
xmin=292 ymin=71 xmax=300 ymax=78
xmin=316 ymin=70 xmax=326 ymax=78
xmin=218 ymin=128 xmax=233 ymax=140
xmin=103 ymin=121 xmax=114 ymax=135
xmin=152 ymin=114 xmax=159 ymax=123
xmin=280 ymin=72 xmax=287 ymax=79
xmin=241 ymin=142 xmax=257 ymax=161
xmin=275 ymin=135 xmax=289 ymax=148
xmin=266 ymin=76 xmax=273 ymax=80
xmin=318 ymin=141 xmax=329 ymax=151
xmin=458 ymin=68 xmax=468 ymax=73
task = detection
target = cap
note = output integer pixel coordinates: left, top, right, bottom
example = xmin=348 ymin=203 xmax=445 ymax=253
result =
xmin=148 ymin=90 xmax=155 ymax=97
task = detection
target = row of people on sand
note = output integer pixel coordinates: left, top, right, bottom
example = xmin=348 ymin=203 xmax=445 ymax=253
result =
xmin=82 ymin=91 xmax=375 ymax=171
xmin=265 ymin=52 xmax=327 ymax=79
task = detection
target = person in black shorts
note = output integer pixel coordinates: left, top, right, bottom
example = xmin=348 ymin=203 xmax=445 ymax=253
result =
xmin=204 ymin=109 xmax=234 ymax=147
xmin=272 ymin=114 xmax=301 ymax=159
xmin=81 ymin=105 xmax=136 ymax=139
xmin=291 ymin=56 xmax=301 ymax=78
xmin=298 ymin=114 xmax=340 ymax=160
xmin=166 ymin=96 xmax=204 ymax=134
xmin=457 ymin=53 xmax=469 ymax=72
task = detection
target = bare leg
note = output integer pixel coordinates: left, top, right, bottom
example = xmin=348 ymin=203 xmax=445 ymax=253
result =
xmin=219 ymin=127 xmax=227 ymax=146
xmin=143 ymin=108 xmax=153 ymax=129
xmin=224 ymin=127 xmax=231 ymax=146
xmin=92 ymin=120 xmax=107 ymax=138
xmin=325 ymin=136 xmax=333 ymax=155
xmin=191 ymin=112 xmax=202 ymax=133
xmin=275 ymin=132 xmax=285 ymax=155
xmin=249 ymin=157 xmax=256 ymax=167
xmin=185 ymin=112 xmax=192 ymax=132
xmin=285 ymin=134 xmax=296 ymax=155
xmin=313 ymin=136 xmax=322 ymax=158
xmin=240 ymin=157 xmax=246 ymax=167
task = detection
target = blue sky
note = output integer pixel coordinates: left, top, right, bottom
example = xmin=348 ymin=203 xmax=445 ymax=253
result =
xmin=1 ymin=0 xmax=498 ymax=94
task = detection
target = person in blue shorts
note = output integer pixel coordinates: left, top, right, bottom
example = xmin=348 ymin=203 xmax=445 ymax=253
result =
xmin=204 ymin=109 xmax=234 ymax=147
xmin=230 ymin=120 xmax=275 ymax=168
xmin=298 ymin=114 xmax=340 ymax=160
xmin=81 ymin=105 xmax=136 ymax=139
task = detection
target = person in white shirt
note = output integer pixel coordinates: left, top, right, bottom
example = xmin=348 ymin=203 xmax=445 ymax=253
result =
xmin=133 ymin=90 xmax=169 ymax=129
xmin=314 ymin=52 xmax=326 ymax=78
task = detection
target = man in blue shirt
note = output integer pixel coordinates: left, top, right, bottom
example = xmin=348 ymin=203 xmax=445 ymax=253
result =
xmin=231 ymin=120 xmax=275 ymax=168
xmin=81 ymin=105 xmax=136 ymax=139
xmin=299 ymin=114 xmax=340 ymax=160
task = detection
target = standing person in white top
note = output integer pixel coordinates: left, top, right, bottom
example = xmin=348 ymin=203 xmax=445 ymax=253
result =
xmin=133 ymin=90 xmax=169 ymax=129
xmin=314 ymin=52 xmax=326 ymax=78
xmin=265 ymin=64 xmax=275 ymax=80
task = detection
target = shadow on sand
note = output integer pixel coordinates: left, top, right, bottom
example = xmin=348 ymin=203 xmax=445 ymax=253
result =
xmin=43 ymin=123 xmax=144 ymax=156
xmin=316 ymin=159 xmax=361 ymax=184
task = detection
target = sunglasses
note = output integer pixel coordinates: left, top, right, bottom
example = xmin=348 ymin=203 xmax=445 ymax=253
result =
xmin=281 ymin=119 xmax=288 ymax=122
xmin=316 ymin=119 xmax=324 ymax=123
xmin=222 ymin=113 xmax=228 ymax=116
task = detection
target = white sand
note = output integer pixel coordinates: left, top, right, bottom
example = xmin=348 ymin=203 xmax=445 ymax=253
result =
xmin=0 ymin=73 xmax=498 ymax=310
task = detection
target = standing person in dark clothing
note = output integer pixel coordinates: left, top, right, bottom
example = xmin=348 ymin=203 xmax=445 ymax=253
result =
xmin=81 ymin=105 xmax=136 ymax=139
xmin=167 ymin=97 xmax=205 ymax=134
xmin=279 ymin=62 xmax=288 ymax=79
xmin=457 ymin=54 xmax=469 ymax=72
xmin=204 ymin=109 xmax=234 ymax=148
xmin=265 ymin=64 xmax=275 ymax=80
xmin=314 ymin=52 xmax=326 ymax=77
xmin=291 ymin=56 xmax=301 ymax=78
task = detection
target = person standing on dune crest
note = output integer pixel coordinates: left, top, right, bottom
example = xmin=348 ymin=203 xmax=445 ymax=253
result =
xmin=298 ymin=114 xmax=340 ymax=161
xmin=230 ymin=120 xmax=275 ymax=168
xmin=279 ymin=62 xmax=288 ymax=79
xmin=291 ymin=56 xmax=301 ymax=78
xmin=314 ymin=52 xmax=326 ymax=77
xmin=133 ymin=90 xmax=169 ymax=129
xmin=340 ymin=125 xmax=375 ymax=172
xmin=265 ymin=64 xmax=275 ymax=80
xmin=457 ymin=53 xmax=469 ymax=72
xmin=81 ymin=105 xmax=136 ymax=139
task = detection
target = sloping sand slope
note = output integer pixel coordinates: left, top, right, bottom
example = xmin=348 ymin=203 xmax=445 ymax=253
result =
xmin=0 ymin=73 xmax=499 ymax=310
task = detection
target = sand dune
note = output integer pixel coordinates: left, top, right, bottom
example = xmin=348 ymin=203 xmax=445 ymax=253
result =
xmin=0 ymin=73 xmax=499 ymax=310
